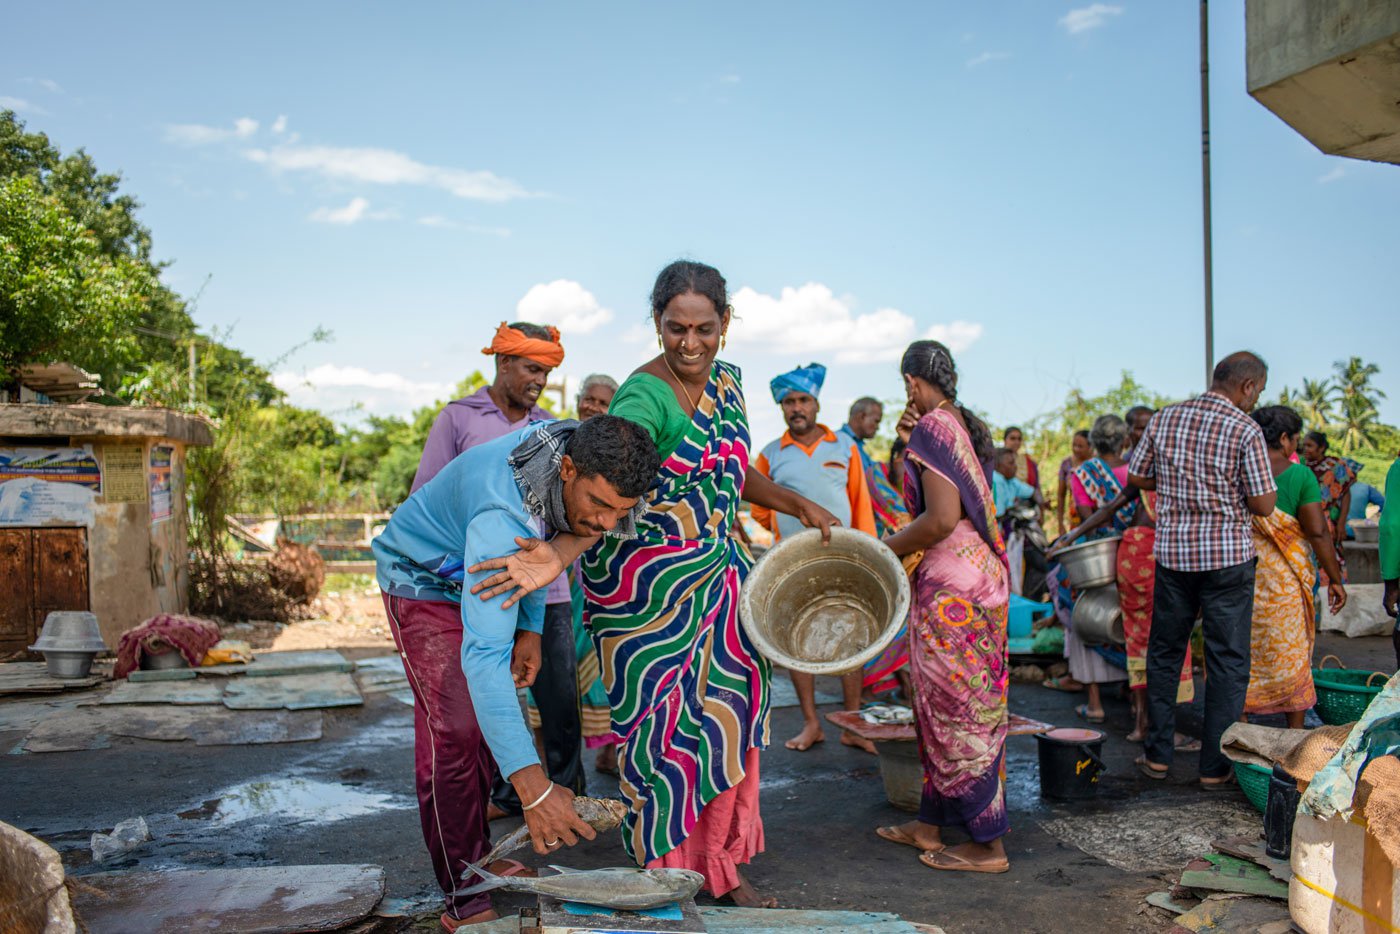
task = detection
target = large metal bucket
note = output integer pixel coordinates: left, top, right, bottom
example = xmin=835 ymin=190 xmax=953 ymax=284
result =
xmin=1055 ymin=535 xmax=1122 ymax=590
xmin=1071 ymin=584 xmax=1124 ymax=646
xmin=739 ymin=527 xmax=910 ymax=675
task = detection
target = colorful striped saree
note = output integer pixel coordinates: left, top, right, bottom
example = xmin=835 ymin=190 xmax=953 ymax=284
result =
xmin=582 ymin=361 xmax=770 ymax=884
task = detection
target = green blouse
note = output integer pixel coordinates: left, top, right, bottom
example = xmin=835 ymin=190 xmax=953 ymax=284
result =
xmin=608 ymin=372 xmax=691 ymax=461
xmin=1274 ymin=461 xmax=1322 ymax=519
xmin=1380 ymin=458 xmax=1399 ymax=581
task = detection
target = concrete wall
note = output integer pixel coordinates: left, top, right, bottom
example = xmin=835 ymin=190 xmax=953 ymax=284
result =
xmin=1247 ymin=0 xmax=1400 ymax=163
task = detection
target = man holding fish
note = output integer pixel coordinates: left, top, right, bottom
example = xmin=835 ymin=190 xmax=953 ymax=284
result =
xmin=374 ymin=414 xmax=660 ymax=930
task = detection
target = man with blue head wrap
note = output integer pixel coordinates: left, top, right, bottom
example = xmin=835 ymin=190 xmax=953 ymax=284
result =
xmin=751 ymin=362 xmax=878 ymax=755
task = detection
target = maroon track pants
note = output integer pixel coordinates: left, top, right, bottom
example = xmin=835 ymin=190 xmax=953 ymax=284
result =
xmin=382 ymin=592 xmax=493 ymax=921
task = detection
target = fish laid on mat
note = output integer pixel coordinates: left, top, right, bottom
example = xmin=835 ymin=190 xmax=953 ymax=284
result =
xmin=477 ymin=796 xmax=628 ymax=867
xmin=453 ymin=864 xmax=705 ymax=911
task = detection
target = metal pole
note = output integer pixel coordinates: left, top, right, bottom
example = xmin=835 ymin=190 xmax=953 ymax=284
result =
xmin=188 ymin=340 xmax=197 ymax=408
xmin=1200 ymin=0 xmax=1214 ymax=388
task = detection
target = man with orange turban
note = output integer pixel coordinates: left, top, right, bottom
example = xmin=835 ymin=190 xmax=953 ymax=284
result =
xmin=407 ymin=320 xmax=583 ymax=929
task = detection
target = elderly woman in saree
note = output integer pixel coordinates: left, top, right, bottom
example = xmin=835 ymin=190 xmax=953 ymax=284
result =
xmin=470 ymin=260 xmax=838 ymax=908
xmin=1045 ymin=415 xmax=1131 ymax=722
xmin=1302 ymin=430 xmax=1360 ymax=582
xmin=1246 ymin=408 xmax=1347 ymax=727
xmin=875 ymin=339 xmax=1012 ymax=875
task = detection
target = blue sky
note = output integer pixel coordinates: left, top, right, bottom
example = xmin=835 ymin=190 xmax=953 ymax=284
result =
xmin=5 ymin=1 xmax=1397 ymax=448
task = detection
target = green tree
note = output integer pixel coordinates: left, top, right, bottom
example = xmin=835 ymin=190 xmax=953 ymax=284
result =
xmin=1337 ymin=392 xmax=1382 ymax=454
xmin=1297 ymin=377 xmax=1339 ymax=430
xmin=0 ymin=175 xmax=157 ymax=377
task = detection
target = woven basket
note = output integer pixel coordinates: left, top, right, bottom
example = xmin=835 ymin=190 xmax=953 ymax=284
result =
xmin=1312 ymin=655 xmax=1387 ymax=726
xmin=1234 ymin=761 xmax=1271 ymax=813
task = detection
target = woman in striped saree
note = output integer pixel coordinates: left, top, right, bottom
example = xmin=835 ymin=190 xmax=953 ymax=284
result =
xmin=471 ymin=260 xmax=837 ymax=907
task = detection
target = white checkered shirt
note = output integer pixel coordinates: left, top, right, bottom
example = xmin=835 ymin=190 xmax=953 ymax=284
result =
xmin=1127 ymin=391 xmax=1276 ymax=572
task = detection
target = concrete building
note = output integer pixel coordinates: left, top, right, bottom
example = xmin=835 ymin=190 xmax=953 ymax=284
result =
xmin=1247 ymin=0 xmax=1400 ymax=164
xmin=0 ymin=401 xmax=213 ymax=652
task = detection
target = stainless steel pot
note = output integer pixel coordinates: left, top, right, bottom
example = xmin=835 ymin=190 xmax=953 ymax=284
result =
xmin=1055 ymin=535 xmax=1122 ymax=590
xmin=739 ymin=527 xmax=910 ymax=675
xmin=1071 ymin=585 xmax=1124 ymax=646
xmin=30 ymin=611 xmax=106 ymax=680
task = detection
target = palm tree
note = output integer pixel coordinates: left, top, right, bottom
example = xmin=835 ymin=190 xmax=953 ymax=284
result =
xmin=1298 ymin=378 xmax=1339 ymax=430
xmin=1333 ymin=357 xmax=1386 ymax=412
xmin=1338 ymin=392 xmax=1382 ymax=453
xmin=1276 ymin=386 xmax=1300 ymax=409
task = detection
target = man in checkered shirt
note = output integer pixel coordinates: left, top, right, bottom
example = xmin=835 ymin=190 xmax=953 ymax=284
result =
xmin=1128 ymin=352 xmax=1277 ymax=786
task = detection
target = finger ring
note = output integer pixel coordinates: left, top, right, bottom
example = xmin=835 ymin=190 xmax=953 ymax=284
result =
xmin=545 ymin=839 xmax=560 ymax=847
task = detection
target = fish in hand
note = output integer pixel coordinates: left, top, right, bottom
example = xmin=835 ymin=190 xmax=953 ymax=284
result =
xmin=476 ymin=796 xmax=628 ymax=868
xmin=452 ymin=864 xmax=705 ymax=911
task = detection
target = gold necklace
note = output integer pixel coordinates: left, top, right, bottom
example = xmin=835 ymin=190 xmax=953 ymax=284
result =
xmin=662 ymin=353 xmax=700 ymax=412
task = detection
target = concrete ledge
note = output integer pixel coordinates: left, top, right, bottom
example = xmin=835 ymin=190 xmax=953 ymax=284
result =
xmin=0 ymin=403 xmax=214 ymax=446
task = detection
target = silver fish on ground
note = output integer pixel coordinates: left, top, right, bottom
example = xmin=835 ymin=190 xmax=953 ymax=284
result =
xmin=452 ymin=864 xmax=705 ymax=911
xmin=475 ymin=796 xmax=628 ymax=868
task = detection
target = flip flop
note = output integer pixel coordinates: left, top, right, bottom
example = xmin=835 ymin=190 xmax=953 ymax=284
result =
xmin=1174 ymin=737 xmax=1202 ymax=753
xmin=1074 ymin=704 xmax=1106 ymax=724
xmin=918 ymin=849 xmax=1009 ymax=874
xmin=1135 ymin=755 xmax=1168 ymax=780
xmin=875 ymin=825 xmax=943 ymax=853
xmin=1200 ymin=772 xmax=1237 ymax=791
xmin=485 ymin=859 xmax=536 ymax=879
xmin=1042 ymin=676 xmax=1083 ymax=693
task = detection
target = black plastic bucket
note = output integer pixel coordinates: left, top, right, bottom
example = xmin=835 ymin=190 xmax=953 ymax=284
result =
xmin=1036 ymin=728 xmax=1107 ymax=800
xmin=1265 ymin=764 xmax=1302 ymax=859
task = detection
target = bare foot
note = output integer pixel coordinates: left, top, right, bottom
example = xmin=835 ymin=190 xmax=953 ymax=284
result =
xmin=841 ymin=731 xmax=877 ymax=754
xmin=875 ymin=820 xmax=943 ymax=852
xmin=784 ymin=722 xmax=825 ymax=751
xmin=594 ymin=744 xmax=618 ymax=775
xmin=485 ymin=803 xmax=512 ymax=822
xmin=725 ymin=869 xmax=778 ymax=909
xmin=441 ymin=907 xmax=500 ymax=931
xmin=918 ymin=839 xmax=1008 ymax=874
xmin=1126 ymin=728 xmax=1144 ymax=743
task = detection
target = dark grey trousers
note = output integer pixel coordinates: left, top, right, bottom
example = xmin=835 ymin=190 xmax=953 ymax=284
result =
xmin=1145 ymin=559 xmax=1256 ymax=778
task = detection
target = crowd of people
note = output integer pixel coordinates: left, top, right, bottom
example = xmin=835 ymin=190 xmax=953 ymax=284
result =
xmin=369 ymin=257 xmax=1400 ymax=930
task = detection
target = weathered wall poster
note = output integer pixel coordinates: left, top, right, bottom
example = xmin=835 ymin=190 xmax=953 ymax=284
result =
xmin=0 ymin=447 xmax=101 ymax=525
xmin=101 ymin=446 xmax=147 ymax=504
xmin=149 ymin=445 xmax=174 ymax=521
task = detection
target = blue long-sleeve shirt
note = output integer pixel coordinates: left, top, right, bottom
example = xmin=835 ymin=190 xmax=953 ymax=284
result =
xmin=373 ymin=426 xmax=547 ymax=779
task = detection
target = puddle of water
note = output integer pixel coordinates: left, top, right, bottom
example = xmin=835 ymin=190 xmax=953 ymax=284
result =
xmin=204 ymin=778 xmax=410 ymax=825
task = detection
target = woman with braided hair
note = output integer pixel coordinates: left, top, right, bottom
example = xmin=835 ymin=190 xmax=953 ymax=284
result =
xmin=875 ymin=340 xmax=1012 ymax=874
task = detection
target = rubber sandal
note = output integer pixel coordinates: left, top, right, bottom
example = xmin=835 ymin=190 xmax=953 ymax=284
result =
xmin=1074 ymin=704 xmax=1106 ymax=724
xmin=1135 ymin=755 xmax=1168 ymax=780
xmin=1200 ymin=772 xmax=1236 ymax=791
xmin=1174 ymin=737 xmax=1202 ymax=753
xmin=1042 ymin=676 xmax=1083 ymax=693
xmin=918 ymin=849 xmax=1009 ymax=874
xmin=876 ymin=825 xmax=942 ymax=852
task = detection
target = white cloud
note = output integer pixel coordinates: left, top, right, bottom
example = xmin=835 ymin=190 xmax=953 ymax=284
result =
xmin=967 ymin=51 xmax=1012 ymax=67
xmin=728 ymin=283 xmax=982 ymax=363
xmin=271 ymin=114 xmax=288 ymax=134
xmin=1059 ymin=4 xmax=1124 ymax=34
xmin=272 ymin=364 xmax=455 ymax=420
xmin=719 ymin=74 xmax=741 ymax=84
xmin=1318 ymin=165 xmax=1346 ymax=184
xmin=516 ymin=280 xmax=614 ymax=334
xmin=244 ymin=144 xmax=534 ymax=202
xmin=165 ymin=117 xmax=259 ymax=145
xmin=35 ymin=78 xmax=62 ymax=93
xmin=0 ymin=96 xmax=44 ymax=114
xmin=308 ymin=196 xmax=394 ymax=225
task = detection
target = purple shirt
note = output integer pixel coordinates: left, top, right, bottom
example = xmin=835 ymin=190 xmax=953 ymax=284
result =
xmin=411 ymin=386 xmax=570 ymax=604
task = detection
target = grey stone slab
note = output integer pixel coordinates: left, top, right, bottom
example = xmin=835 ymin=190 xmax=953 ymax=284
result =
xmin=127 ymin=667 xmax=198 ymax=682
xmin=242 ymin=649 xmax=352 ymax=678
xmin=20 ymin=705 xmax=323 ymax=752
xmin=222 ymin=672 xmax=362 ymax=710
xmin=72 ymin=864 xmax=384 ymax=933
xmin=0 ymin=694 xmax=97 ymax=733
xmin=0 ymin=662 xmax=105 ymax=695
xmin=102 ymin=679 xmax=225 ymax=706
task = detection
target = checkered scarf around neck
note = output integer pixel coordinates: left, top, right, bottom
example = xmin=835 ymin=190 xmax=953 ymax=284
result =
xmin=507 ymin=420 xmax=641 ymax=540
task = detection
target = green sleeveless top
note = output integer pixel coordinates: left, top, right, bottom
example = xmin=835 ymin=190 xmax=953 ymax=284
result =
xmin=607 ymin=372 xmax=691 ymax=461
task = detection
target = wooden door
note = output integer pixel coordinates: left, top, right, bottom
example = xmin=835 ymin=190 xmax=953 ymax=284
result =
xmin=0 ymin=530 xmax=33 ymax=656
xmin=0 ymin=528 xmax=90 ymax=657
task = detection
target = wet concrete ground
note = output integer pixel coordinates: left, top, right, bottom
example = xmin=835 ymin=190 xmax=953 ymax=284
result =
xmin=2 ymin=631 xmax=1392 ymax=933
